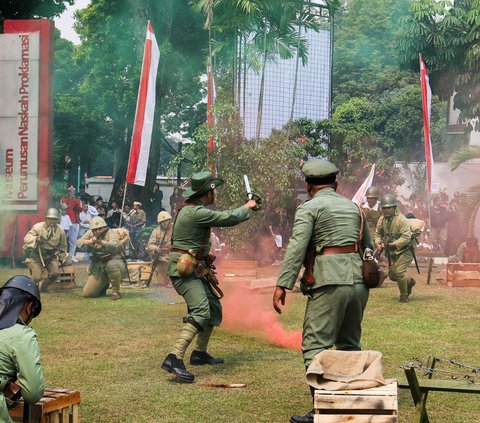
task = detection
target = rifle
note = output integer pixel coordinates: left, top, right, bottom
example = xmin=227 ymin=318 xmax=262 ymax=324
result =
xmin=146 ymin=223 xmax=170 ymax=288
xmin=410 ymin=245 xmax=420 ymax=274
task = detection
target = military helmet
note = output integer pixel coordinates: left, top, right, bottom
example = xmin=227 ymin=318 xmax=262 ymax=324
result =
xmin=45 ymin=207 xmax=60 ymax=220
xmin=176 ymin=253 xmax=197 ymax=276
xmin=90 ymin=216 xmax=107 ymax=229
xmin=365 ymin=186 xmax=381 ymax=198
xmin=380 ymin=193 xmax=397 ymax=208
xmin=157 ymin=211 xmax=172 ymax=223
xmin=2 ymin=275 xmax=42 ymax=317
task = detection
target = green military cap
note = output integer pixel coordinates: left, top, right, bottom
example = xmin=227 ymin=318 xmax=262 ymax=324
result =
xmin=302 ymin=159 xmax=339 ymax=179
xmin=183 ymin=171 xmax=224 ymax=199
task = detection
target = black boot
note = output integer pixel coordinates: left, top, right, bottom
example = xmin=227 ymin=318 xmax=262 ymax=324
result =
xmin=161 ymin=353 xmax=195 ymax=382
xmin=190 ymin=350 xmax=225 ymax=365
xmin=290 ymin=410 xmax=314 ymax=423
xmin=407 ymin=278 xmax=416 ymax=296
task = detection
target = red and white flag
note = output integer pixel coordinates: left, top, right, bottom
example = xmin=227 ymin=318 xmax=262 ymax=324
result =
xmin=419 ymin=55 xmax=439 ymax=194
xmin=207 ymin=61 xmax=216 ymax=174
xmin=352 ymin=164 xmax=375 ymax=205
xmin=126 ymin=21 xmax=160 ymax=186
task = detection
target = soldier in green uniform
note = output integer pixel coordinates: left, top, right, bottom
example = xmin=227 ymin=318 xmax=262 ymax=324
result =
xmin=361 ymin=186 xmax=382 ymax=241
xmin=146 ymin=211 xmax=173 ymax=287
xmin=272 ymin=159 xmax=372 ymax=423
xmin=0 ymin=275 xmax=44 ymax=423
xmin=374 ymin=193 xmax=415 ymax=303
xmin=161 ymin=171 xmax=257 ymax=383
xmin=76 ymin=216 xmax=127 ymax=300
xmin=23 ymin=208 xmax=68 ymax=293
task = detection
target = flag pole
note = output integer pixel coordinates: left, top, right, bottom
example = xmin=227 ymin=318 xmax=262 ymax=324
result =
xmin=119 ymin=127 xmax=132 ymax=227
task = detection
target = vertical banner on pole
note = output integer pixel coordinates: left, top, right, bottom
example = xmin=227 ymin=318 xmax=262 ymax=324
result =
xmin=419 ymin=55 xmax=439 ymax=194
xmin=126 ymin=21 xmax=160 ymax=187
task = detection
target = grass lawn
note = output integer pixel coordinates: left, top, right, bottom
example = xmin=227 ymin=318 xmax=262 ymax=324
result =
xmin=1 ymin=263 xmax=479 ymax=423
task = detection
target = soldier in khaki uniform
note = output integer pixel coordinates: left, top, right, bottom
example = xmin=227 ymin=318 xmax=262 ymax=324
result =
xmin=273 ymin=159 xmax=372 ymax=423
xmin=146 ymin=211 xmax=172 ymax=287
xmin=23 ymin=208 xmax=68 ymax=292
xmin=361 ymin=186 xmax=382 ymax=241
xmin=375 ymin=193 xmax=415 ymax=303
xmin=161 ymin=171 xmax=257 ymax=383
xmin=76 ymin=216 xmax=127 ymax=300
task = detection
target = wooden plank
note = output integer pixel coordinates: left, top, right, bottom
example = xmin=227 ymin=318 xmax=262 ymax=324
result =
xmin=314 ymin=415 xmax=397 ymax=422
xmin=61 ymin=408 xmax=69 ymax=423
xmin=315 ymin=395 xmax=397 ymax=411
xmin=71 ymin=404 xmax=79 ymax=423
xmin=51 ymin=410 xmax=60 ymax=423
xmin=315 ymin=383 xmax=397 ymax=397
xmin=398 ymin=378 xmax=480 ymax=394
xmin=450 ymin=279 xmax=480 ymax=287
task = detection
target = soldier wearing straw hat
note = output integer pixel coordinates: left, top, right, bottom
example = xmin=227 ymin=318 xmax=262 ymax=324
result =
xmin=272 ymin=159 xmax=372 ymax=423
xmin=161 ymin=171 xmax=257 ymax=383
xmin=23 ymin=208 xmax=68 ymax=293
xmin=76 ymin=216 xmax=127 ymax=300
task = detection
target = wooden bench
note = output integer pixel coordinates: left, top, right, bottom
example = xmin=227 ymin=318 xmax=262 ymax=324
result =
xmin=9 ymin=387 xmax=80 ymax=423
xmin=398 ymin=356 xmax=480 ymax=423
xmin=313 ymin=381 xmax=398 ymax=422
xmin=445 ymin=263 xmax=480 ymax=287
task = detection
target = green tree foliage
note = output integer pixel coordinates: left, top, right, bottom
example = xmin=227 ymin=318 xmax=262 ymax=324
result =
xmin=0 ymin=0 xmax=73 ymax=22
xmin=398 ymin=0 xmax=480 ymax=125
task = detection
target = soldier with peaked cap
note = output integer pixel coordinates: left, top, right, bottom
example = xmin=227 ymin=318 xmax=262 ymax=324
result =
xmin=272 ymin=159 xmax=372 ymax=423
xmin=23 ymin=208 xmax=68 ymax=293
xmin=0 ymin=275 xmax=44 ymax=422
xmin=146 ymin=211 xmax=173 ymax=287
xmin=76 ymin=216 xmax=127 ymax=300
xmin=161 ymin=171 xmax=257 ymax=383
xmin=375 ymin=193 xmax=415 ymax=303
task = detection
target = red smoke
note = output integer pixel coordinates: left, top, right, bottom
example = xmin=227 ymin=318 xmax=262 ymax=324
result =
xmin=221 ymin=283 xmax=301 ymax=351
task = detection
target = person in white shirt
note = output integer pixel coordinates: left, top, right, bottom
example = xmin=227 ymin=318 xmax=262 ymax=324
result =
xmin=60 ymin=205 xmax=72 ymax=238
xmin=78 ymin=202 xmax=93 ymax=238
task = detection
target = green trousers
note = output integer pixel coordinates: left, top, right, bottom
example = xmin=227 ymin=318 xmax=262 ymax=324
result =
xmin=388 ymin=250 xmax=413 ymax=296
xmin=302 ymin=283 xmax=369 ymax=366
xmin=171 ymin=275 xmax=222 ymax=329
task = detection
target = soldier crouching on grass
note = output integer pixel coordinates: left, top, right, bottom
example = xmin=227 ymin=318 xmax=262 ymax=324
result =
xmin=272 ymin=159 xmax=372 ymax=423
xmin=76 ymin=216 xmax=127 ymax=300
xmin=23 ymin=208 xmax=68 ymax=293
xmin=161 ymin=171 xmax=257 ymax=383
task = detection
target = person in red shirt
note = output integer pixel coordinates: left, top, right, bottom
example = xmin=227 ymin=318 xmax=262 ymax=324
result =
xmin=60 ymin=185 xmax=82 ymax=262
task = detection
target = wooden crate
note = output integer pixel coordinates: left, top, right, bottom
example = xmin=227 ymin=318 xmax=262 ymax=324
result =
xmin=314 ymin=381 xmax=398 ymax=423
xmin=31 ymin=266 xmax=76 ymax=290
xmin=126 ymin=261 xmax=152 ymax=283
xmin=9 ymin=387 xmax=80 ymax=423
xmin=445 ymin=263 xmax=480 ymax=287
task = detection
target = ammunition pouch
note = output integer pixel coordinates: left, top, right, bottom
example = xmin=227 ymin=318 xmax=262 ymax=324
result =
xmin=3 ymin=381 xmax=21 ymax=403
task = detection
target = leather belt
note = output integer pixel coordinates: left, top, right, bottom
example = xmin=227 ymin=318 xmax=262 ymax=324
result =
xmin=320 ymin=244 xmax=358 ymax=255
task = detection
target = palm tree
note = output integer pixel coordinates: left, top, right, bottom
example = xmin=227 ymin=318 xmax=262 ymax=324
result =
xmin=449 ymin=145 xmax=480 ymax=171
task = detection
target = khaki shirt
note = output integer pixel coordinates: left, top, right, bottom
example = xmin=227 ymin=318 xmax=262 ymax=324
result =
xmin=277 ymin=187 xmax=373 ymax=290
xmin=146 ymin=226 xmax=172 ymax=259
xmin=374 ymin=209 xmax=412 ymax=255
xmin=23 ymin=222 xmax=68 ymax=262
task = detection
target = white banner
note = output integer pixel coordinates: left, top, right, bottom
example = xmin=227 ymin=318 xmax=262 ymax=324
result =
xmin=0 ymin=33 xmax=40 ymax=210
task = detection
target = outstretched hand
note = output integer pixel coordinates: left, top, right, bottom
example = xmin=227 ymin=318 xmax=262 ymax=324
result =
xmin=245 ymin=199 xmax=258 ymax=210
xmin=273 ymin=286 xmax=286 ymax=314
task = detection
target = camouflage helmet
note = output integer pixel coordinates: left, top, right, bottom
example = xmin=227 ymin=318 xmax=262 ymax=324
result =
xmin=45 ymin=207 xmax=60 ymax=220
xmin=90 ymin=216 xmax=107 ymax=230
xmin=176 ymin=253 xmax=197 ymax=276
xmin=365 ymin=186 xmax=381 ymax=198
xmin=380 ymin=193 xmax=397 ymax=208
xmin=157 ymin=211 xmax=172 ymax=223
xmin=2 ymin=275 xmax=42 ymax=317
